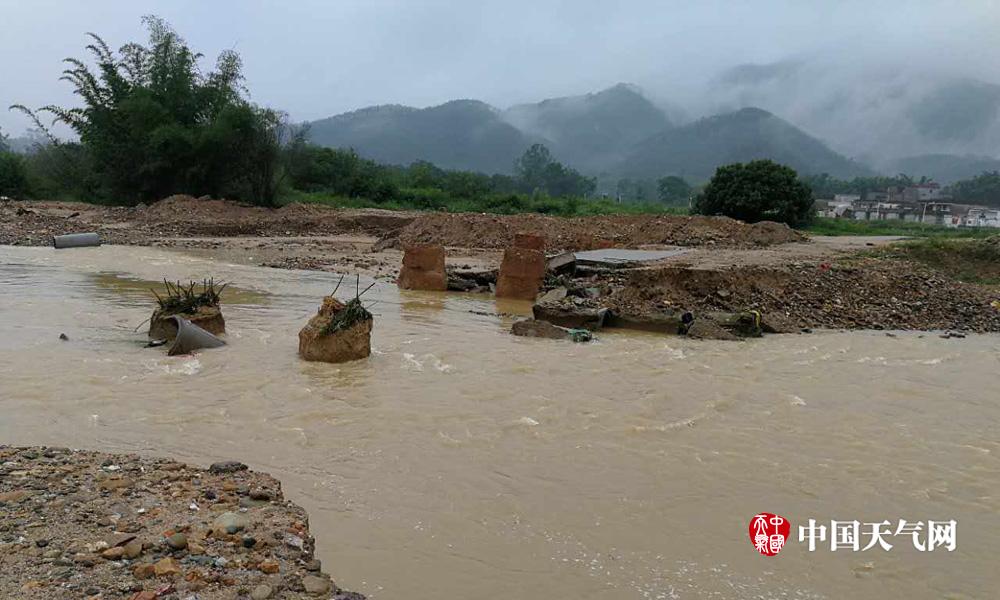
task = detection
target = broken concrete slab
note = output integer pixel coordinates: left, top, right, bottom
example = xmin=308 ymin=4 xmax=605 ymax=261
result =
xmin=605 ymin=311 xmax=687 ymax=334
xmin=536 ymin=286 xmax=568 ymax=304
xmin=532 ymin=302 xmax=608 ymax=330
xmin=546 ymin=248 xmax=690 ymax=273
xmin=511 ymin=319 xmax=592 ymax=342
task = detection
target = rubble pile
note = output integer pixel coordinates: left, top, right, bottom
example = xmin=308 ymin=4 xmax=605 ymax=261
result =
xmin=0 ymin=446 xmax=363 ymax=600
xmin=604 ymin=258 xmax=1000 ymax=333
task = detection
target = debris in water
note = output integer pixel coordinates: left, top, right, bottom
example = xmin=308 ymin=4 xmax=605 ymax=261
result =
xmin=148 ymin=279 xmax=227 ymax=340
xmin=511 ymin=319 xmax=593 ymax=342
xmin=298 ymin=275 xmax=375 ymax=363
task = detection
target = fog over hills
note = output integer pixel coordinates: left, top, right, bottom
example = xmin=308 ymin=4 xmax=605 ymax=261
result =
xmin=618 ymin=107 xmax=872 ymax=182
xmin=502 ymin=84 xmax=671 ymax=174
xmin=306 ymin=83 xmax=876 ymax=181
xmin=701 ymin=59 xmax=1000 ymax=179
xmin=307 ymin=100 xmax=539 ymax=174
xmin=305 ymin=57 xmax=1000 ymax=184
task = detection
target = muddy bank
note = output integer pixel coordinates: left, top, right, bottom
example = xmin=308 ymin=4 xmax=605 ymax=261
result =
xmin=376 ymin=211 xmax=804 ymax=250
xmin=0 ymin=446 xmax=361 ymax=600
xmin=0 ymin=198 xmax=415 ymax=247
xmin=589 ymin=257 xmax=1000 ymax=333
xmin=1 ymin=196 xmax=802 ymax=251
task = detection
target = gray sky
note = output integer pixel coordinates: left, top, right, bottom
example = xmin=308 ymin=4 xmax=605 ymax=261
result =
xmin=2 ymin=0 xmax=1000 ymax=139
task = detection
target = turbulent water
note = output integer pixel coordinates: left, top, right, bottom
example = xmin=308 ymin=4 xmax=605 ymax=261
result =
xmin=1 ymin=245 xmax=998 ymax=600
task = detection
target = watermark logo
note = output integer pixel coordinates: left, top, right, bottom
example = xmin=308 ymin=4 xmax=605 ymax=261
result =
xmin=799 ymin=519 xmax=957 ymax=552
xmin=750 ymin=515 xmax=957 ymax=555
xmin=749 ymin=513 xmax=790 ymax=556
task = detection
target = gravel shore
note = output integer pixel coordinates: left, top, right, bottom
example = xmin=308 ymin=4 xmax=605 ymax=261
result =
xmin=0 ymin=446 xmax=363 ymax=600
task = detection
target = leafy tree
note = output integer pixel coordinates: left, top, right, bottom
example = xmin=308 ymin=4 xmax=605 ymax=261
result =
xmin=657 ymin=175 xmax=692 ymax=204
xmin=0 ymin=127 xmax=9 ymax=153
xmin=693 ymin=160 xmax=813 ymax=226
xmin=0 ymin=151 xmax=29 ymax=198
xmin=514 ymin=144 xmax=555 ymax=192
xmin=12 ymin=16 xmax=283 ymax=205
xmin=950 ymin=171 xmax=1000 ymax=207
xmin=286 ymin=143 xmax=397 ymax=201
xmin=514 ymin=143 xmax=595 ymax=197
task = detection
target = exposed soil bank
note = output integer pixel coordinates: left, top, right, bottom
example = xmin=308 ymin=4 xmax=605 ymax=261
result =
xmin=3 ymin=196 xmax=998 ymax=333
xmin=0 ymin=445 xmax=362 ymax=600
xmin=585 ymin=256 xmax=1000 ymax=333
xmin=1 ymin=196 xmax=802 ymax=250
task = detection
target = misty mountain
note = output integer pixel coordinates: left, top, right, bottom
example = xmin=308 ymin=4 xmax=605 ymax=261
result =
xmin=306 ymin=100 xmax=538 ymax=173
xmin=619 ymin=107 xmax=872 ymax=182
xmin=707 ymin=61 xmax=1000 ymax=163
xmin=502 ymin=83 xmax=671 ymax=174
xmin=888 ymin=154 xmax=1000 ymax=184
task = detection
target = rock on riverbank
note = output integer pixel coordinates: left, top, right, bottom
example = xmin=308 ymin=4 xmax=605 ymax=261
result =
xmin=0 ymin=446 xmax=363 ymax=600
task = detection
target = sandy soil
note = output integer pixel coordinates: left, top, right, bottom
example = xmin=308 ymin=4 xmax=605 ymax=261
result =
xmin=0 ymin=445 xmax=362 ymax=600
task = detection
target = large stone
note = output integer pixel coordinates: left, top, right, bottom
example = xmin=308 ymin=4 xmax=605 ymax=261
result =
xmin=605 ymin=311 xmax=686 ymax=334
xmin=496 ymin=248 xmax=546 ymax=300
xmin=153 ymin=556 xmax=181 ymax=577
xmin=759 ymin=311 xmax=800 ymax=334
xmin=298 ymin=296 xmax=373 ymax=364
xmin=536 ymin=287 xmax=568 ymax=304
xmin=209 ymin=461 xmax=248 ymax=474
xmin=511 ymin=319 xmax=592 ymax=342
xmin=302 ymin=575 xmax=332 ymax=596
xmin=532 ymin=302 xmax=608 ymax=330
xmin=398 ymin=244 xmax=447 ymax=291
xmin=149 ymin=304 xmax=225 ymax=340
xmin=684 ymin=319 xmax=740 ymax=340
xmin=213 ymin=512 xmax=250 ymax=535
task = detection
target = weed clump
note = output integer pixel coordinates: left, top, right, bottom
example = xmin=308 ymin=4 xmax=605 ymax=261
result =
xmin=152 ymin=279 xmax=227 ymax=315
xmin=321 ymin=276 xmax=375 ymax=335
xmin=322 ymin=297 xmax=373 ymax=335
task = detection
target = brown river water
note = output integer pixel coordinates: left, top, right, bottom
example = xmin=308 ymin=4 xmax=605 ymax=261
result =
xmin=1 ymin=245 xmax=998 ymax=599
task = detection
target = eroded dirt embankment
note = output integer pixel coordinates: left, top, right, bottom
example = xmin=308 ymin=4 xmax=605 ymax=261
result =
xmin=590 ymin=257 xmax=1000 ymax=333
xmin=1 ymin=196 xmax=803 ymax=250
xmin=0 ymin=445 xmax=362 ymax=600
xmin=3 ymin=196 xmax=998 ymax=333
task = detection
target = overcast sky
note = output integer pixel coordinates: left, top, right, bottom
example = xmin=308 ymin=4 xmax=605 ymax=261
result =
xmin=2 ymin=0 xmax=1000 ymax=136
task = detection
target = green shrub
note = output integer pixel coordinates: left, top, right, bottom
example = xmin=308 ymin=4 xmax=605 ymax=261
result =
xmin=0 ymin=152 xmax=29 ymax=198
xmin=693 ymin=159 xmax=813 ymax=226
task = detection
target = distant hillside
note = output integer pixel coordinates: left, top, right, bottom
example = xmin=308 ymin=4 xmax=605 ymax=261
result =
xmin=619 ymin=107 xmax=872 ymax=182
xmin=503 ymin=84 xmax=670 ymax=173
xmin=887 ymin=154 xmax=1000 ymax=184
xmin=306 ymin=100 xmax=538 ymax=173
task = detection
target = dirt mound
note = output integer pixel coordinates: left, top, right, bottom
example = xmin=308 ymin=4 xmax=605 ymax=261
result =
xmin=378 ymin=212 xmax=805 ymax=251
xmin=605 ymin=258 xmax=1000 ymax=333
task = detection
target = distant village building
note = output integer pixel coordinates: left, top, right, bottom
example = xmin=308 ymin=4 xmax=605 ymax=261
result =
xmin=815 ymin=184 xmax=1000 ymax=228
xmin=965 ymin=207 xmax=1000 ymax=228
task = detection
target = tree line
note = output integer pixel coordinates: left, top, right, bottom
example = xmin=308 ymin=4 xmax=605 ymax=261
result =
xmin=5 ymin=16 xmax=993 ymax=226
xmin=0 ymin=16 xmax=677 ymax=216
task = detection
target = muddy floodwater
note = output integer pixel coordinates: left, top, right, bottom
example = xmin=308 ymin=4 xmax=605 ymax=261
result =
xmin=1 ymin=245 xmax=998 ymax=600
